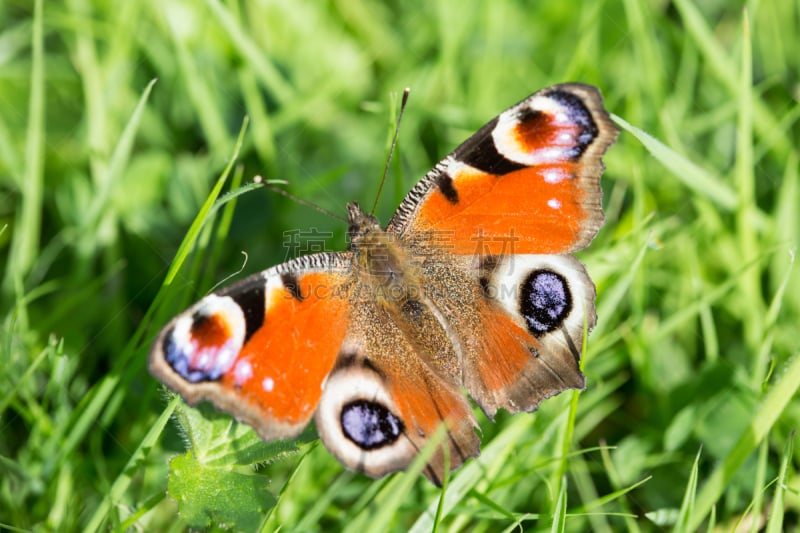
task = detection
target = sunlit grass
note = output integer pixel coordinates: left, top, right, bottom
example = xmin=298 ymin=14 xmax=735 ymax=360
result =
xmin=1 ymin=1 xmax=798 ymax=531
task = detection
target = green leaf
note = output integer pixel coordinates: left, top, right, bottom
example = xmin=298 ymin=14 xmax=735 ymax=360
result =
xmin=168 ymin=451 xmax=276 ymax=530
xmin=164 ymin=400 xmax=315 ymax=530
xmin=175 ymin=401 xmax=310 ymax=468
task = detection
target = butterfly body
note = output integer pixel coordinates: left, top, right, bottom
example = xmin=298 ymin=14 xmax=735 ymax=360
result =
xmin=151 ymin=83 xmax=618 ymax=484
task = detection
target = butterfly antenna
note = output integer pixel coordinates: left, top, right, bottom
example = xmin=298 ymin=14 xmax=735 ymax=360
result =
xmin=370 ymin=87 xmax=411 ymax=216
xmin=256 ymin=177 xmax=347 ymax=223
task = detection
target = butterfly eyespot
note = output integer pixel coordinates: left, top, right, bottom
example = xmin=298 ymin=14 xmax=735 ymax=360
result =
xmin=162 ymin=295 xmax=246 ymax=383
xmin=519 ymin=269 xmax=572 ymax=337
xmin=341 ymin=400 xmax=404 ymax=450
xmin=545 ymin=88 xmax=600 ymax=158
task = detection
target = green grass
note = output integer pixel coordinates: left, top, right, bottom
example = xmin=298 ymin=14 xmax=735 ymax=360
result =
xmin=1 ymin=0 xmax=799 ymax=531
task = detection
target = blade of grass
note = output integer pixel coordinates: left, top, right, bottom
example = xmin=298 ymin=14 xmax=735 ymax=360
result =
xmin=597 ymin=443 xmax=644 ymax=532
xmin=204 ymin=0 xmax=293 ymax=105
xmin=409 ymin=414 xmax=537 ymax=533
xmin=83 ymin=396 xmax=179 ymax=533
xmin=552 ymin=331 xmax=585 ymax=516
xmin=55 ymin=117 xmax=249 ymax=474
xmin=688 ymin=352 xmax=800 ymax=531
xmin=734 ymin=9 xmax=765 ymax=367
xmin=70 ymin=0 xmax=109 ymax=185
xmin=672 ymin=0 xmax=792 ymax=161
xmin=83 ymin=78 xmax=158 ymax=249
xmin=550 ymin=475 xmax=567 ymax=533
xmin=612 ymin=115 xmax=737 ymax=211
xmin=345 ymin=427 xmax=446 ymax=533
xmin=765 ymin=431 xmax=793 ymax=533
xmin=749 ymin=442 xmax=769 ymax=533
xmin=673 ymin=447 xmax=701 ymax=532
xmin=578 ymin=474 xmax=652 ymax=515
xmin=166 ymin=12 xmax=229 ymax=154
xmin=4 ymin=0 xmax=44 ymax=292
xmin=160 ymin=118 xmax=251 ymax=288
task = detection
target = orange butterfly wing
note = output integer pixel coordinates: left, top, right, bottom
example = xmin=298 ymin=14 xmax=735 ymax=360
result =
xmin=388 ymin=83 xmax=616 ymax=255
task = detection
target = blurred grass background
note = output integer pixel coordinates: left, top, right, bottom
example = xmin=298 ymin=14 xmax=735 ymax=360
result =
xmin=1 ymin=0 xmax=799 ymax=531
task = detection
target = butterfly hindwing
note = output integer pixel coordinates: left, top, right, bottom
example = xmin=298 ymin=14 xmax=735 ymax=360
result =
xmin=398 ymin=239 xmax=593 ymax=418
xmin=462 ymin=254 xmax=594 ymax=416
xmin=314 ymin=294 xmax=480 ymax=485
